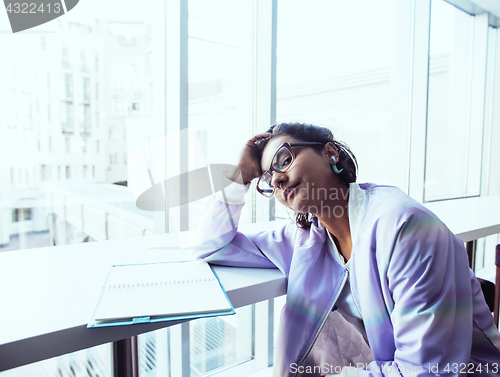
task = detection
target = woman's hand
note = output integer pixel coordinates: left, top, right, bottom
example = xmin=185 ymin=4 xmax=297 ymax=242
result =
xmin=227 ymin=132 xmax=271 ymax=184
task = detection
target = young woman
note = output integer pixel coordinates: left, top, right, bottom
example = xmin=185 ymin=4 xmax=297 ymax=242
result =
xmin=194 ymin=123 xmax=500 ymax=377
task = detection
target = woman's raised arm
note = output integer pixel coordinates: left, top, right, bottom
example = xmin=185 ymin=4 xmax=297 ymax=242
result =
xmin=193 ymin=132 xmax=296 ymax=273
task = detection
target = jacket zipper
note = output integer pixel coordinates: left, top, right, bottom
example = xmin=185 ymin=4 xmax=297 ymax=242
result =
xmin=293 ymin=268 xmax=348 ymax=376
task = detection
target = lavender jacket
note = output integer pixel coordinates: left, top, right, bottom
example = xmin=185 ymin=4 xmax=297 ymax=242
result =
xmin=194 ymin=183 xmax=500 ymax=376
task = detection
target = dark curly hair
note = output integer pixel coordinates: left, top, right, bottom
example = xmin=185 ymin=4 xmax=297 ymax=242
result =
xmin=256 ymin=122 xmax=358 ymax=229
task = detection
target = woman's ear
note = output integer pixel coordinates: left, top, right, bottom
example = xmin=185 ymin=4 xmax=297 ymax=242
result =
xmin=324 ymin=142 xmax=339 ymax=163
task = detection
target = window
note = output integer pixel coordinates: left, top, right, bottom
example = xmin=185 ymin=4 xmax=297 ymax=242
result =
xmin=65 ymin=138 xmax=70 ymax=152
xmin=276 ymin=0 xmax=404 ymax=201
xmin=80 ymin=51 xmax=87 ymax=73
xmin=62 ymin=74 xmax=73 ymax=99
xmin=483 ymin=26 xmax=500 ymax=196
xmin=109 ymin=153 xmax=117 ymax=165
xmin=61 ymin=74 xmax=74 ymax=133
xmin=79 ymin=78 xmax=91 ymax=135
xmin=41 ymin=36 xmax=46 ymax=51
xmin=79 ymin=104 xmax=91 ymax=135
xmin=109 ymin=128 xmax=118 ymax=140
xmin=62 ymin=47 xmax=69 ymax=69
xmin=82 ymin=139 xmax=87 ymax=153
xmin=81 ymin=77 xmax=90 ymax=103
xmin=66 ymin=166 xmax=70 ymax=179
xmin=96 ymin=140 xmax=100 ymax=153
xmin=187 ymin=0 xmax=256 ymax=373
xmin=12 ymin=208 xmax=32 ymax=222
xmin=61 ymin=102 xmax=74 ymax=133
xmin=424 ymin=0 xmax=478 ymax=201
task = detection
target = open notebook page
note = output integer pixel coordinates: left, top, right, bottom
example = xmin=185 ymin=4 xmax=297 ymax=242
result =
xmin=93 ymin=261 xmax=232 ymax=322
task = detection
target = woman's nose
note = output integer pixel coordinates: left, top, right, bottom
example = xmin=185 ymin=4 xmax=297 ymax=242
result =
xmin=271 ymin=171 xmax=288 ymax=190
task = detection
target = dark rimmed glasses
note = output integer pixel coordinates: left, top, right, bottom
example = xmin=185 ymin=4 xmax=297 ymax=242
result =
xmin=257 ymin=142 xmax=325 ymax=198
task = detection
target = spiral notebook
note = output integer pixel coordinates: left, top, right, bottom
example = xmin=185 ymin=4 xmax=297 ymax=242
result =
xmin=88 ymin=261 xmax=235 ymax=328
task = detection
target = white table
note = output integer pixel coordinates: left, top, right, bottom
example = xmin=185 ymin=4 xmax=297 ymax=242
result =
xmin=0 ymin=229 xmax=287 ymax=373
xmin=425 ymin=195 xmax=500 ymax=243
xmin=425 ymin=195 xmax=500 ymax=269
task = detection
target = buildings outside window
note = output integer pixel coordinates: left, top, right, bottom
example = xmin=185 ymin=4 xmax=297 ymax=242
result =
xmin=61 ymin=73 xmax=74 ymax=133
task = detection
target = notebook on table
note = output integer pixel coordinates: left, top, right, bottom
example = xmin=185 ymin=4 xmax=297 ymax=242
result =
xmin=88 ymin=260 xmax=235 ymax=328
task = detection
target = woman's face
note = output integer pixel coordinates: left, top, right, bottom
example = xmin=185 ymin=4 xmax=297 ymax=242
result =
xmin=260 ymin=135 xmax=341 ymax=214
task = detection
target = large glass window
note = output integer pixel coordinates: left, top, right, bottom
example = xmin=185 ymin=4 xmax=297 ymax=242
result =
xmin=0 ymin=0 xmax=160 ymax=375
xmin=483 ymin=26 xmax=500 ymax=196
xmin=425 ymin=0 xmax=478 ymax=201
xmin=185 ymin=0 xmax=256 ymax=375
xmin=186 ymin=0 xmax=256 ymax=226
xmin=276 ymin=0 xmax=406 ymax=216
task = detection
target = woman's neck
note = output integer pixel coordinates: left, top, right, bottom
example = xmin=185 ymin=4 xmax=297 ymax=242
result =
xmin=316 ymin=191 xmax=352 ymax=260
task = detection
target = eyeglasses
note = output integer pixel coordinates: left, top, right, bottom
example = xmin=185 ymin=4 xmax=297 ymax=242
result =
xmin=257 ymin=142 xmax=325 ymax=198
